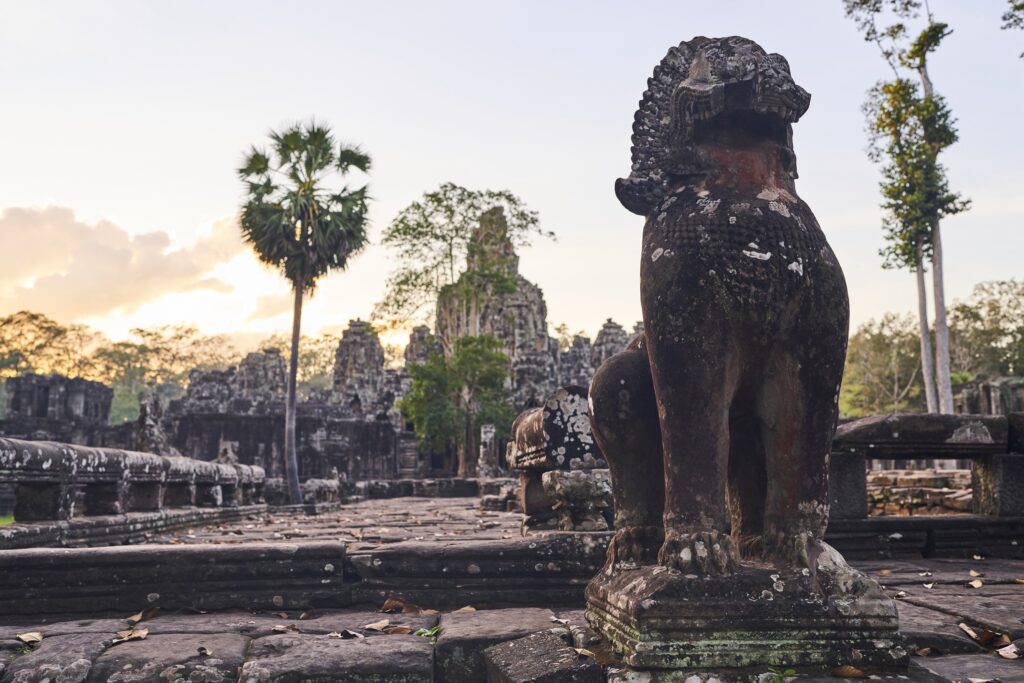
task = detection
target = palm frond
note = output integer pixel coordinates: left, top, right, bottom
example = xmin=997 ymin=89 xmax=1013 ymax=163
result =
xmin=336 ymin=144 xmax=372 ymax=174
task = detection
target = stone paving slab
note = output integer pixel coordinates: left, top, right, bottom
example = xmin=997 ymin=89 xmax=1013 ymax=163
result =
xmin=434 ymin=608 xmax=558 ymax=682
xmin=148 ymin=497 xmax=523 ymax=547
xmin=239 ymin=633 xmax=434 ymax=683
xmin=87 ymin=632 xmax=249 ymax=683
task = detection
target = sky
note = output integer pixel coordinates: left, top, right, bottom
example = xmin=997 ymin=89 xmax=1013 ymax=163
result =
xmin=1 ymin=0 xmax=1021 ymax=350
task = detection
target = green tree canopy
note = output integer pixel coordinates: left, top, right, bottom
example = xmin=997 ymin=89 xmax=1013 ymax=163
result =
xmin=950 ymin=279 xmax=1024 ymax=380
xmin=399 ymin=335 xmax=513 ymax=476
xmin=373 ymin=183 xmax=551 ymax=327
xmin=864 ymin=78 xmax=969 ymax=269
xmin=840 ymin=313 xmax=924 ymax=417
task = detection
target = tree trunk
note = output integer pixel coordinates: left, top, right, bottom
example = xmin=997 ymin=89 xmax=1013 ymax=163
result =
xmin=915 ymin=61 xmax=954 ymax=413
xmin=931 ymin=222 xmax=954 ymax=413
xmin=915 ymin=239 xmax=939 ymax=413
xmin=459 ymin=413 xmax=476 ymax=478
xmin=285 ymin=284 xmax=304 ymax=504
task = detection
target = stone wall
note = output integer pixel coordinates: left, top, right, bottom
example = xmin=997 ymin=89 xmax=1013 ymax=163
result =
xmin=0 ymin=374 xmax=113 ymax=445
xmin=955 ymin=376 xmax=1024 ymax=416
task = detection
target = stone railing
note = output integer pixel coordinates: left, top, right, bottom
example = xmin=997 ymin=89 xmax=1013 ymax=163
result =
xmin=0 ymin=437 xmax=265 ymax=523
xmin=828 ymin=413 xmax=1023 ymax=520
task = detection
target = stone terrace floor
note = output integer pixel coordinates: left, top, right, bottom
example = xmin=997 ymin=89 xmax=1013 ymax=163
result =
xmin=147 ymin=496 xmax=524 ymax=549
xmin=3 ymin=497 xmax=1024 ymax=681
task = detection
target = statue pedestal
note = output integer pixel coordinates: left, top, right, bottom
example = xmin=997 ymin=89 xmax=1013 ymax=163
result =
xmin=585 ymin=543 xmax=906 ymax=673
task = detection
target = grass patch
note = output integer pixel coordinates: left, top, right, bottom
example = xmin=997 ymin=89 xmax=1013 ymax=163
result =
xmin=0 ymin=515 xmax=14 ymax=526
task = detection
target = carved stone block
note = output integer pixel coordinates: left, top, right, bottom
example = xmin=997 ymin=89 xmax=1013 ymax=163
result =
xmin=972 ymin=453 xmax=1024 ymax=517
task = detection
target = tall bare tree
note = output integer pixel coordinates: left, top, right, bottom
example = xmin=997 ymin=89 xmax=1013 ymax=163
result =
xmin=845 ymin=0 xmax=970 ymax=413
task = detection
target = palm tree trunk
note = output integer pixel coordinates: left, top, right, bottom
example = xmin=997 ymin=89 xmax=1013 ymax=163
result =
xmin=285 ymin=284 xmax=304 ymax=504
xmin=931 ymin=222 xmax=954 ymax=413
xmin=915 ymin=239 xmax=939 ymax=413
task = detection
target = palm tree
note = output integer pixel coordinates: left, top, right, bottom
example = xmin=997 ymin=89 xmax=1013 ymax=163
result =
xmin=238 ymin=122 xmax=371 ymax=503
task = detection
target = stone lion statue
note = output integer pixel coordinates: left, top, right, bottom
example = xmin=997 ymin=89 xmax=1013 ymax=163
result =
xmin=589 ymin=36 xmax=849 ymax=574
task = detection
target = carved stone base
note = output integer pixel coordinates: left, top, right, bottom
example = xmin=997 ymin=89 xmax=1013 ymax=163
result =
xmin=585 ymin=543 xmax=907 ymax=672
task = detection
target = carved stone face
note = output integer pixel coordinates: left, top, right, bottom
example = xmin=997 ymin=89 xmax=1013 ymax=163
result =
xmin=616 ymin=36 xmax=811 ymax=215
xmin=669 ymin=36 xmax=810 ymax=178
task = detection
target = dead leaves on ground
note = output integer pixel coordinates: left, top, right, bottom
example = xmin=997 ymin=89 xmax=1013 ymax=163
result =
xmin=831 ymin=664 xmax=867 ymax=678
xmin=959 ymin=622 xmax=1015 ymax=652
xmin=379 ymin=596 xmax=438 ymax=616
xmin=16 ymin=632 xmax=43 ymax=645
xmin=112 ymin=626 xmax=149 ymax=644
xmin=362 ymin=618 xmax=414 ymax=635
xmin=127 ymin=607 xmax=160 ymax=624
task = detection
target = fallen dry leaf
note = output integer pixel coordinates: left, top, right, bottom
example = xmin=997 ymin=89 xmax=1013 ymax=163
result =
xmin=969 ymin=569 xmax=983 ymax=577
xmin=298 ymin=611 xmax=315 ymax=621
xmin=997 ymin=643 xmax=1020 ymax=659
xmin=16 ymin=632 xmax=43 ymax=645
xmin=574 ymin=648 xmax=595 ymax=658
xmin=454 ymin=606 xmax=476 ymax=613
xmin=831 ymin=664 xmax=867 ymax=678
xmin=914 ymin=646 xmax=940 ymax=657
xmin=923 ymin=582 xmax=934 ymax=589
xmin=968 ymin=578 xmax=984 ymax=589
xmin=550 ymin=617 xmax=569 ymax=625
xmin=959 ymin=623 xmax=980 ymax=640
xmin=272 ymin=624 xmax=300 ymax=633
xmin=112 ymin=627 xmax=148 ymax=644
xmin=363 ymin=619 xmax=391 ymax=632
xmin=973 ymin=554 xmax=984 ymax=560
xmin=381 ymin=597 xmax=421 ymax=615
xmin=877 ymin=568 xmax=894 ymax=575
xmin=383 ymin=625 xmax=414 ymax=635
xmin=127 ymin=607 xmax=159 ymax=624
xmin=1015 ymin=578 xmax=1024 ymax=585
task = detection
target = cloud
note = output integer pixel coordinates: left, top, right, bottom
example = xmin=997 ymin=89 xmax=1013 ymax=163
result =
xmin=247 ymin=292 xmax=294 ymax=321
xmin=0 ymin=207 xmax=245 ymax=321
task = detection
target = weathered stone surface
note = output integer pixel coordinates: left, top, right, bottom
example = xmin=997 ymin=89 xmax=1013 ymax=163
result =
xmin=0 ymin=542 xmax=347 ymax=617
xmin=586 ymin=34 xmax=897 ymax=672
xmin=590 ymin=319 xmax=630 ymax=371
xmin=834 ymin=413 xmax=1008 ymax=459
xmin=239 ymin=633 xmax=433 ymax=683
xmin=895 ymin=601 xmax=985 ymax=654
xmin=0 ymin=374 xmax=113 ymax=447
xmin=973 ymin=453 xmax=1024 ymax=517
xmin=332 ymin=320 xmax=388 ymax=419
xmin=1010 ymin=412 xmax=1024 ymax=454
xmin=483 ymin=630 xmax=604 ymax=683
xmin=350 ymin=534 xmax=609 ymax=609
xmin=913 ymin=652 xmax=1024 ymax=682
xmin=86 ymin=632 xmax=249 ymax=683
xmin=507 ymin=387 xmax=604 ymax=473
xmin=541 ymin=469 xmax=613 ymax=531
xmin=587 ymin=543 xmax=905 ymax=670
xmin=2 ymin=633 xmax=107 ymax=683
xmin=895 ymin=585 xmax=1024 ymax=639
xmin=235 ymin=348 xmax=287 ymax=404
xmin=829 ymin=452 xmax=868 ymax=520
xmin=434 ymin=608 xmax=556 ymax=683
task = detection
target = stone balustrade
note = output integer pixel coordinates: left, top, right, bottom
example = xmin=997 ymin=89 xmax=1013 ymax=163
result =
xmin=828 ymin=413 xmax=1024 ymax=521
xmin=0 ymin=437 xmax=264 ymax=523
